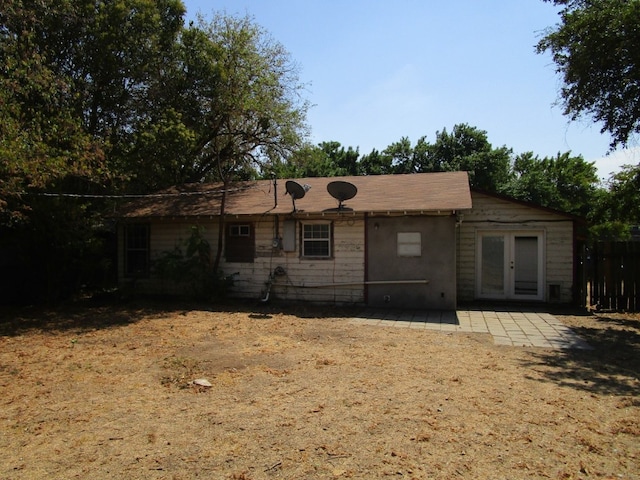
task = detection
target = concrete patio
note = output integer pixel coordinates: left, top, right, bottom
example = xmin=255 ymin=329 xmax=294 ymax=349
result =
xmin=350 ymin=308 xmax=591 ymax=349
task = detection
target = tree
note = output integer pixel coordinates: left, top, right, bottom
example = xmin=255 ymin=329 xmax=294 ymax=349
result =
xmin=505 ymin=151 xmax=599 ymax=218
xmin=124 ymin=23 xmax=224 ymax=191
xmin=270 ymin=141 xmax=359 ymax=178
xmin=382 ymin=136 xmax=432 ymax=174
xmin=424 ymin=124 xmax=513 ymax=191
xmin=608 ymin=164 xmax=640 ymax=223
xmin=0 ymin=0 xmax=187 ymax=210
xmin=537 ymin=0 xmax=640 ymax=148
xmin=178 ymin=14 xmax=310 ymax=274
xmin=504 ymin=152 xmax=556 ymax=206
xmin=0 ymin=1 xmax=104 ymax=224
xmin=591 ymin=164 xmax=640 ymax=238
xmin=358 ymin=148 xmax=394 ymax=175
xmin=318 ymin=141 xmax=360 ymax=176
xmin=270 ymin=143 xmax=328 ymax=178
xmin=1 ymin=4 xmax=310 ymax=299
xmin=1 ymin=0 xmax=187 ymax=301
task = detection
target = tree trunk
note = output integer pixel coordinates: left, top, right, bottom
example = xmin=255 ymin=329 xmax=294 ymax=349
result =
xmin=212 ymin=176 xmax=228 ymax=276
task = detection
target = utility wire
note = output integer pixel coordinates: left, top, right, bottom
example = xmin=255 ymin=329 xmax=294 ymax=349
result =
xmin=24 ymin=185 xmax=261 ymax=199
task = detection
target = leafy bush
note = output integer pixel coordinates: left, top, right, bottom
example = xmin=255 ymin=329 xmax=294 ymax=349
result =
xmin=154 ymin=226 xmax=232 ymax=300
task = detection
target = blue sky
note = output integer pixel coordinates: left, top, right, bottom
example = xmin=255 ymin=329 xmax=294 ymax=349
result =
xmin=182 ymin=0 xmax=639 ymax=179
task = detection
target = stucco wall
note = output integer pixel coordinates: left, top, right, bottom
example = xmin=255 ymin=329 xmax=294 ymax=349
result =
xmin=366 ymin=215 xmax=457 ymax=309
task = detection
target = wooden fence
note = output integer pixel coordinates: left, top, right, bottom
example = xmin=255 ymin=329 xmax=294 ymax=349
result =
xmin=587 ymin=241 xmax=640 ymax=311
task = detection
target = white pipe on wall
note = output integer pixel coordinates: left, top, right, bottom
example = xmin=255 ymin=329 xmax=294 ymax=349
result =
xmin=297 ymin=279 xmax=429 ymax=288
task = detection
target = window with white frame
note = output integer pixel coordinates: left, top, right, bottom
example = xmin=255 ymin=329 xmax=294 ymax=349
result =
xmin=229 ymin=224 xmax=250 ymax=237
xmin=397 ymin=232 xmax=421 ymax=257
xmin=302 ymin=222 xmax=332 ymax=258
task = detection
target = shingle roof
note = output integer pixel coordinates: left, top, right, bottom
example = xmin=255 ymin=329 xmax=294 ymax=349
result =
xmin=118 ymin=171 xmax=472 ymax=218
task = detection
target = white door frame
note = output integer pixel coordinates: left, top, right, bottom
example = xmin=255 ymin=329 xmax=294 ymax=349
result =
xmin=476 ymin=230 xmax=545 ymax=301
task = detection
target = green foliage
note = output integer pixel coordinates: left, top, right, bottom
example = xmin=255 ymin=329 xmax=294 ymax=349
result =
xmin=154 ymin=226 xmax=231 ymax=300
xmin=184 ymin=13 xmax=309 ymax=184
xmin=607 ymin=164 xmax=640 ymax=223
xmin=357 ymin=148 xmax=395 ymax=176
xmin=0 ymin=2 xmax=105 ymax=223
xmin=1 ymin=3 xmax=310 ymax=301
xmin=504 ymin=151 xmax=599 ymax=218
xmin=124 ymin=14 xmax=281 ymax=189
xmin=274 ymin=125 xmax=514 ymax=192
xmin=0 ymin=0 xmax=186 ymax=197
xmin=382 ymin=137 xmax=424 ymax=174
xmin=423 ymin=124 xmax=513 ymax=191
xmin=589 ymin=220 xmax=633 ymax=241
xmin=589 ymin=164 xmax=640 ymax=239
xmin=270 ymin=141 xmax=359 ymax=178
xmin=537 ymin=0 xmax=640 ymax=148
xmin=0 ymin=0 xmax=187 ymax=302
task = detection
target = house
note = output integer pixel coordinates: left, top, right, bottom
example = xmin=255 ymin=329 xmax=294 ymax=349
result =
xmin=117 ymin=172 xmax=581 ymax=308
xmin=457 ymin=189 xmax=582 ymax=305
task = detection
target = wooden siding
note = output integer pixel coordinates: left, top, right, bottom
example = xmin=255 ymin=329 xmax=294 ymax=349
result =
xmin=457 ymin=192 xmax=575 ymax=303
xmin=118 ymin=221 xmax=209 ymax=296
xmin=243 ymin=216 xmax=365 ymax=305
xmin=118 ymin=215 xmax=365 ymax=305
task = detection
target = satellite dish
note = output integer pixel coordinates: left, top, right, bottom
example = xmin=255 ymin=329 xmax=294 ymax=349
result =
xmin=285 ymin=180 xmax=310 ymax=212
xmin=285 ymin=180 xmax=306 ymax=200
xmin=327 ymin=181 xmax=357 ymax=210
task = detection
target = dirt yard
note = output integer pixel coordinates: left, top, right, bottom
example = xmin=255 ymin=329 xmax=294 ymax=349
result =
xmin=0 ymin=300 xmax=638 ymax=480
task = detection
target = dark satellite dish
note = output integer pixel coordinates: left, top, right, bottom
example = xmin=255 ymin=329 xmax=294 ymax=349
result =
xmin=327 ymin=181 xmax=357 ymax=210
xmin=285 ymin=180 xmax=306 ymax=200
xmin=285 ymin=180 xmax=310 ymax=212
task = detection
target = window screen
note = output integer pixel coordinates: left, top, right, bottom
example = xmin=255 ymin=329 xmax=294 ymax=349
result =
xmin=302 ymin=223 xmax=331 ymax=257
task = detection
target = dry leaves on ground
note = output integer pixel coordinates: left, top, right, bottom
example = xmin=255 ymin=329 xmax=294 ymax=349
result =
xmin=0 ymin=302 xmax=638 ymax=479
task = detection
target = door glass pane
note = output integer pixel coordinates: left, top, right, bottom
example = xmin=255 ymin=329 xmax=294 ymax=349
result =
xmin=514 ymin=236 xmax=538 ymax=295
xmin=481 ymin=236 xmax=504 ymax=295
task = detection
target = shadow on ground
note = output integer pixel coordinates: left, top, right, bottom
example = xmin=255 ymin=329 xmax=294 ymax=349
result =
xmin=0 ymin=295 xmax=359 ymax=337
xmin=0 ymin=303 xmax=157 ymax=337
xmin=521 ymin=312 xmax=640 ymax=396
xmin=4 ymin=295 xmax=639 ymax=400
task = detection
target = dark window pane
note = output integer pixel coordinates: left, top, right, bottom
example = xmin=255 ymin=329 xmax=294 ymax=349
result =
xmin=125 ymin=224 xmax=149 ymax=277
xmin=226 ymin=224 xmax=254 ymax=262
xmin=304 ymin=224 xmax=329 ymax=239
xmin=304 ymin=240 xmax=329 ymax=257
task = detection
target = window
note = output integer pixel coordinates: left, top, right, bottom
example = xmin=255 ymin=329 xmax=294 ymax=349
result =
xmin=225 ymin=223 xmax=254 ymax=263
xmin=302 ymin=222 xmax=331 ymax=258
xmin=397 ymin=232 xmax=421 ymax=257
xmin=124 ymin=224 xmax=150 ymax=277
xmin=229 ymin=224 xmax=250 ymax=237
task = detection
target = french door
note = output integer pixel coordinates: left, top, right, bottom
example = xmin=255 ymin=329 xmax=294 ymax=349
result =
xmin=477 ymin=231 xmax=544 ymax=301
